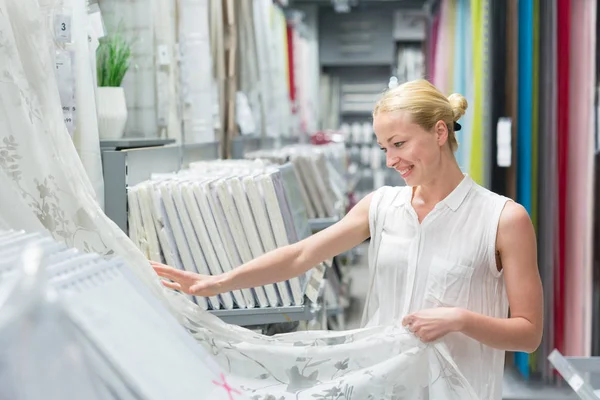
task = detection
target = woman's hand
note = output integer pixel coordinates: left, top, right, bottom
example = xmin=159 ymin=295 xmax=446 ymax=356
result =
xmin=151 ymin=262 xmax=223 ymax=297
xmin=402 ymin=307 xmax=465 ymax=343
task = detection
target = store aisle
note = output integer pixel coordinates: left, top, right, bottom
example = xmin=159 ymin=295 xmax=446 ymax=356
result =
xmin=343 ymin=244 xmax=577 ymax=400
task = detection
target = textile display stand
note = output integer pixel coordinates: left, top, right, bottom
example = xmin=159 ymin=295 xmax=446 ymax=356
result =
xmin=100 ymin=138 xmax=336 ymax=330
xmin=548 ymin=350 xmax=600 ymax=399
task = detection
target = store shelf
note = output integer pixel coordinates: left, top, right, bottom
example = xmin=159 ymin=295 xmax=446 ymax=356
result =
xmin=100 ymin=137 xmax=175 ymax=151
xmin=101 ymin=142 xmax=220 ymax=234
xmin=209 ymin=302 xmax=313 ymax=326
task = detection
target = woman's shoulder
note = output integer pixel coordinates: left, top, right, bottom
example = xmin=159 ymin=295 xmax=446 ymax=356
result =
xmin=469 ymin=181 xmax=512 ymax=205
xmin=371 ymin=185 xmax=410 ymax=207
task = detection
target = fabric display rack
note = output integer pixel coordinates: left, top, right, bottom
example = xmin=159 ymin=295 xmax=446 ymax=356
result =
xmin=244 ymin=143 xmax=348 ymax=222
xmin=127 ymin=160 xmax=320 ymax=311
xmin=243 ymin=143 xmax=354 ymax=328
xmin=101 ymin=145 xmax=331 ymax=330
xmin=0 ymin=229 xmax=242 ymax=399
xmin=100 ymin=136 xmax=354 ymax=330
xmin=426 ymin=0 xmax=600 ymax=392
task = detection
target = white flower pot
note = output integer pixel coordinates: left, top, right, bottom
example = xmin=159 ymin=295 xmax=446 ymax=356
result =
xmin=96 ymin=86 xmax=128 ymax=140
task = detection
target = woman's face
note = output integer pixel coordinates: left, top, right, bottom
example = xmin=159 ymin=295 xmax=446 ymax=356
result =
xmin=373 ymin=111 xmax=447 ymax=186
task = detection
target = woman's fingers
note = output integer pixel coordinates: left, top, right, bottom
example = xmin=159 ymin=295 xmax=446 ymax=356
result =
xmin=160 ymin=280 xmax=182 ymax=291
xmin=153 ymin=264 xmax=188 ymax=281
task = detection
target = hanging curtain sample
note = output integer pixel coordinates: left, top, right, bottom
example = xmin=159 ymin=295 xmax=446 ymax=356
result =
xmin=489 ymin=0 xmax=508 ymax=196
xmin=154 ymin=0 xmax=181 ymax=142
xmin=468 ymin=0 xmax=486 ymax=185
xmin=536 ymin=0 xmax=558 ymax=380
xmin=209 ymin=0 xmax=225 ymax=147
xmin=38 ymin=0 xmax=105 ymax=210
xmin=529 ymin=0 xmax=541 ymax=374
xmin=178 ymin=0 xmax=215 ymax=143
xmin=564 ymin=0 xmax=597 ymax=358
xmin=432 ymin=0 xmax=454 ymax=94
xmin=271 ymin=4 xmax=292 ymax=138
xmin=453 ymin=0 xmax=471 ymax=172
xmin=555 ymin=0 xmax=571 ymax=359
xmin=515 ymin=0 xmax=534 ymax=379
xmin=72 ymin=0 xmax=104 ymax=209
xmin=236 ymin=0 xmax=262 ymax=136
xmin=482 ymin=0 xmax=492 ymax=189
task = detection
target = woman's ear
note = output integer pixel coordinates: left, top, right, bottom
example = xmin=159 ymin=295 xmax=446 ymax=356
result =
xmin=434 ymin=120 xmax=449 ymax=147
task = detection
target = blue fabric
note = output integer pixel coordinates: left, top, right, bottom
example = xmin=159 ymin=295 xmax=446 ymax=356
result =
xmin=453 ymin=0 xmax=467 ymax=170
xmin=516 ymin=0 xmax=534 ymax=380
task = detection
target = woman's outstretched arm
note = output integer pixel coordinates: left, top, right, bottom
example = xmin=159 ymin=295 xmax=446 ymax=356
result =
xmin=152 ymin=192 xmax=374 ymax=297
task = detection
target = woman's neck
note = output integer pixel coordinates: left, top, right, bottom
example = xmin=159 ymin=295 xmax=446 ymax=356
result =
xmin=412 ymin=159 xmax=465 ymax=206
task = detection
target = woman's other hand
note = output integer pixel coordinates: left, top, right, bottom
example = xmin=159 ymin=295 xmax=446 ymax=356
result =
xmin=151 ymin=262 xmax=223 ymax=297
xmin=402 ymin=307 xmax=465 ymax=343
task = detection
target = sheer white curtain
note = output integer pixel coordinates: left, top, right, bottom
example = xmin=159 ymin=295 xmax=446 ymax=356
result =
xmin=0 ymin=0 xmax=482 ymax=398
xmin=37 ymin=0 xmax=104 ymax=209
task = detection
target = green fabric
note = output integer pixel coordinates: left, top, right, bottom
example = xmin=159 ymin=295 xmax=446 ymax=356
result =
xmin=469 ymin=0 xmax=484 ymax=184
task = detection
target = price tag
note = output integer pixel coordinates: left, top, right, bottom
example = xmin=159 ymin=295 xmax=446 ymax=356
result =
xmin=88 ymin=4 xmax=106 ymax=39
xmin=568 ymin=374 xmax=584 ymax=392
xmin=55 ymin=50 xmax=74 ymax=106
xmin=54 ymin=14 xmax=72 ymax=43
xmin=496 ymin=117 xmax=512 ymax=167
xmin=157 ymin=45 xmax=171 ymax=66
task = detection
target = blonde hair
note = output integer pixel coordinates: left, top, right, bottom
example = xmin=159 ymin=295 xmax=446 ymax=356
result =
xmin=373 ymin=79 xmax=468 ymax=152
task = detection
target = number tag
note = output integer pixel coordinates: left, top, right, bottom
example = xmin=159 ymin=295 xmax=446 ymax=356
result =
xmin=54 ymin=14 xmax=72 ymax=43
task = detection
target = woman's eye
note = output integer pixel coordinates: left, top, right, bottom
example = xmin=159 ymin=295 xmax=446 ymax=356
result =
xmin=394 ymin=142 xmax=405 ymax=148
xmin=379 ymin=147 xmax=387 ymax=153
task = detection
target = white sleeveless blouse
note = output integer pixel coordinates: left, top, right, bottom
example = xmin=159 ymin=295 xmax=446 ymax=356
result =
xmin=362 ymin=175 xmax=511 ymax=400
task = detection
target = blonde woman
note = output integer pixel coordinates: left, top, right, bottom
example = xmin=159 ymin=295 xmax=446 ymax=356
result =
xmin=153 ymin=79 xmax=543 ymax=399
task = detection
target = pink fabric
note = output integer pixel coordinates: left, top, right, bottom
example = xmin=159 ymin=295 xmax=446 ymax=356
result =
xmin=565 ymin=0 xmax=596 ymax=357
xmin=433 ymin=0 xmax=449 ymax=88
xmin=429 ymin=12 xmax=441 ymax=81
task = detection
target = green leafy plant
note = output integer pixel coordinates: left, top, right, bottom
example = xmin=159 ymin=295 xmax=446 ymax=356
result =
xmin=97 ymin=27 xmax=131 ymax=87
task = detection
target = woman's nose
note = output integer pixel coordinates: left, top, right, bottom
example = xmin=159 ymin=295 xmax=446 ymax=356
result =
xmin=386 ymin=155 xmax=399 ymax=168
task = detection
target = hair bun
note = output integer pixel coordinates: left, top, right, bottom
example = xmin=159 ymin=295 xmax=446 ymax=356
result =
xmin=448 ymin=93 xmax=468 ymax=121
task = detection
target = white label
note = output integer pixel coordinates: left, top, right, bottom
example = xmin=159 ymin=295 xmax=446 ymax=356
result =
xmin=496 ymin=117 xmax=512 ymax=167
xmin=304 ymin=264 xmax=325 ymax=304
xmin=55 ymin=50 xmax=74 ymax=106
xmin=63 ymin=108 xmax=75 ymax=136
xmin=54 ymin=14 xmax=72 ymax=43
xmin=88 ymin=4 xmax=106 ymax=38
xmin=157 ymin=45 xmax=171 ymax=66
xmin=568 ymin=374 xmax=584 ymax=392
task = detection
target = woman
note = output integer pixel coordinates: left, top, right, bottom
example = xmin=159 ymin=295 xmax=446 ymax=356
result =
xmin=153 ymin=79 xmax=543 ymax=399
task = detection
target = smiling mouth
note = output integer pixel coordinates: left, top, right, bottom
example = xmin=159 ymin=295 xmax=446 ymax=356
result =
xmin=397 ymin=165 xmax=414 ymax=175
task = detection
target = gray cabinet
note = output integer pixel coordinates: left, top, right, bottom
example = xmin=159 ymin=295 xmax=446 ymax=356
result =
xmin=318 ymin=9 xmax=395 ymax=66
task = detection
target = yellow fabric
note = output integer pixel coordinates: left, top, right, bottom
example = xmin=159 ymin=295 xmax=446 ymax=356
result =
xmin=469 ymin=0 xmax=484 ymax=184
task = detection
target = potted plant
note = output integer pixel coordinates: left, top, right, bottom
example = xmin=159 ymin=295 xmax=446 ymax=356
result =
xmin=96 ymin=28 xmax=131 ymax=140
